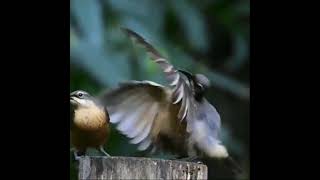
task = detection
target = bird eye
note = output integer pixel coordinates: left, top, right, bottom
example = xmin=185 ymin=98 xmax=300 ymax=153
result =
xmin=197 ymin=83 xmax=204 ymax=90
xmin=78 ymin=92 xmax=83 ymax=98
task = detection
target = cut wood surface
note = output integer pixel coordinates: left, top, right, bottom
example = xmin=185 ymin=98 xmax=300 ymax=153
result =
xmin=78 ymin=156 xmax=208 ymax=180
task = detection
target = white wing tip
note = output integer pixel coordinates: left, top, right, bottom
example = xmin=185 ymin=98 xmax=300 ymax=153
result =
xmin=155 ymin=58 xmax=166 ymax=63
xmin=141 ymin=80 xmax=164 ymax=88
xmin=173 ymin=88 xmax=183 ymax=104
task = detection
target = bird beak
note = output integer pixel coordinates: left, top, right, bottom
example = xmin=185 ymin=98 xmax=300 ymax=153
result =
xmin=70 ymin=96 xmax=78 ymax=105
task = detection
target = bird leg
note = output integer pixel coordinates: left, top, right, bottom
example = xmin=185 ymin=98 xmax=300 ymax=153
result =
xmin=99 ymin=146 xmax=111 ymax=157
xmin=73 ymin=151 xmax=81 ymax=161
xmin=73 ymin=150 xmax=85 ymax=161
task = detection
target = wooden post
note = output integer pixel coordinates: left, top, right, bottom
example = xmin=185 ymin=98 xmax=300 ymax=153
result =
xmin=78 ymin=156 xmax=208 ymax=180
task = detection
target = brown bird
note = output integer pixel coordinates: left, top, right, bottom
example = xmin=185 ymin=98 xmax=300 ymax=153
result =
xmin=70 ymin=90 xmax=111 ymax=160
xmin=98 ymin=28 xmax=229 ymax=161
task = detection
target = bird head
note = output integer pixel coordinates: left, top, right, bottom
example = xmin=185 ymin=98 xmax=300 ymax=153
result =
xmin=70 ymin=90 xmax=96 ymax=108
xmin=178 ymin=70 xmax=210 ymax=100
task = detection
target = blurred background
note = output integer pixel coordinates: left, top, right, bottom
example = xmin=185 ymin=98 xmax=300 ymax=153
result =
xmin=70 ymin=0 xmax=249 ymax=179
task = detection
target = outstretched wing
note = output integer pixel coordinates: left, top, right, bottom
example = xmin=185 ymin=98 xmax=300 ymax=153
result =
xmin=121 ymin=28 xmax=193 ymax=125
xmin=98 ymin=81 xmax=168 ymax=151
xmin=122 ymin=28 xmax=225 ymax=157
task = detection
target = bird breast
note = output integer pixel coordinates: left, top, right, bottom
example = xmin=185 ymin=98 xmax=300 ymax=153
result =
xmin=73 ymin=106 xmax=108 ymax=131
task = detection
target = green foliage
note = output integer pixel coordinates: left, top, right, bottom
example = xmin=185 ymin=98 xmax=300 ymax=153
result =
xmin=70 ymin=0 xmax=249 ymax=179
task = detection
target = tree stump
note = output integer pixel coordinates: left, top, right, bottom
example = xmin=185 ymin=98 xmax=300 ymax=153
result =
xmin=78 ymin=156 xmax=208 ymax=180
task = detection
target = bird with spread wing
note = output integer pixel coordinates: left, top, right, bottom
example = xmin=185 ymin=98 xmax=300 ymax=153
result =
xmin=98 ymin=28 xmax=229 ymax=161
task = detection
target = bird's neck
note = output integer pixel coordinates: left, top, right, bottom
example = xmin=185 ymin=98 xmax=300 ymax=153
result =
xmin=194 ymin=92 xmax=204 ymax=102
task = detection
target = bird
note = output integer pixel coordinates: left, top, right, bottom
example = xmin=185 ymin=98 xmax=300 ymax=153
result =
xmin=70 ymin=90 xmax=111 ymax=160
xmin=98 ymin=27 xmax=229 ymax=161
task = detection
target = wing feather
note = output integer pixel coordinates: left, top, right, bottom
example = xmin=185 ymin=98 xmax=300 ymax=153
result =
xmin=99 ymin=81 xmax=165 ymax=150
xmin=121 ymin=28 xmax=192 ymax=122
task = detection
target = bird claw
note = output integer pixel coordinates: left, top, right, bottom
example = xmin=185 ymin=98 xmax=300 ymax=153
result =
xmin=178 ymin=156 xmax=203 ymax=164
xmin=73 ymin=151 xmax=84 ymax=161
xmin=196 ymin=161 xmax=204 ymax=164
xmin=99 ymin=146 xmax=111 ymax=157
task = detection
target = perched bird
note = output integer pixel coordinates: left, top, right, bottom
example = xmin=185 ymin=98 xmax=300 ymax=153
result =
xmin=70 ymin=90 xmax=111 ymax=160
xmin=98 ymin=28 xmax=229 ymax=161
